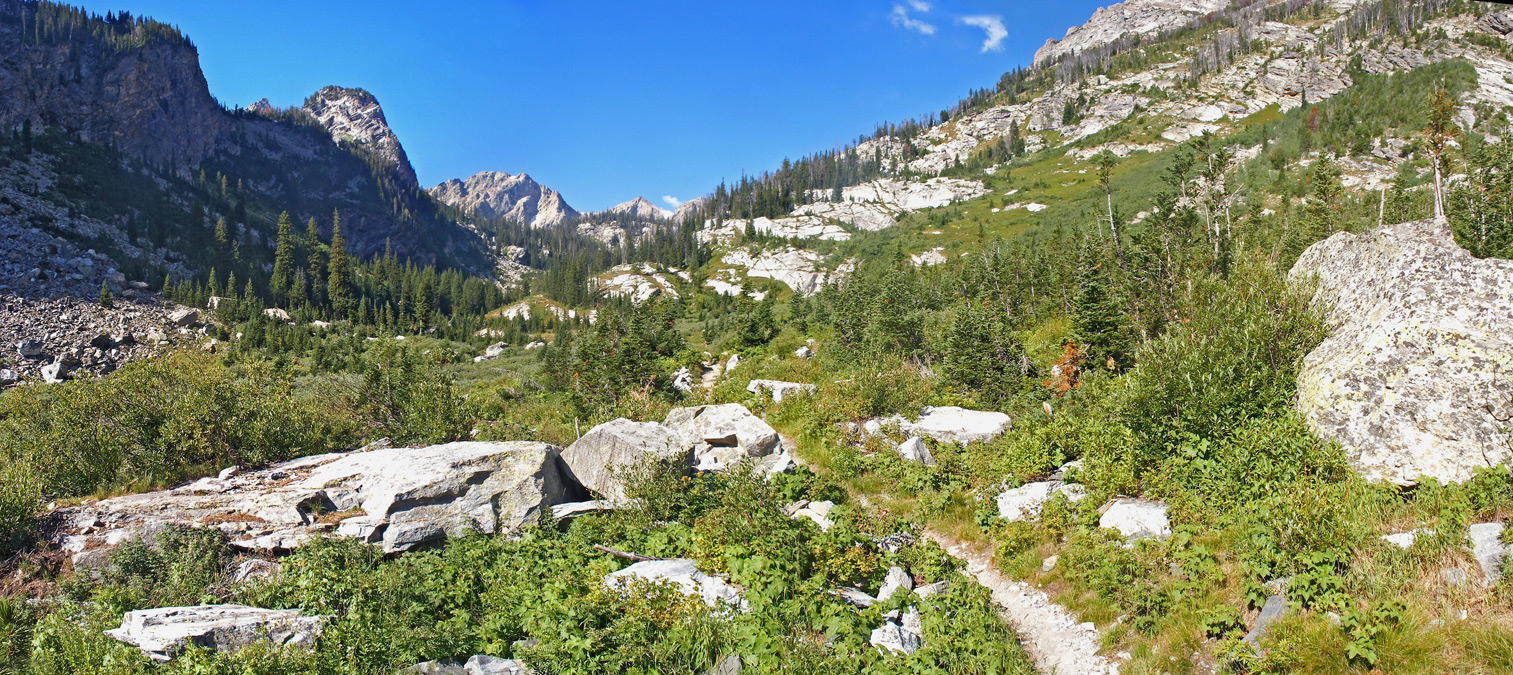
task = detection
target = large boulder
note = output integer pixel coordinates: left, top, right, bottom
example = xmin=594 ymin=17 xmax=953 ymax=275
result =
xmin=106 ymin=605 xmax=323 ymax=661
xmin=996 ymin=481 xmax=1087 ymax=521
xmin=561 ymin=419 xmax=691 ymax=501
xmin=1098 ymin=499 xmax=1171 ymax=542
xmin=664 ymin=404 xmax=781 ymax=470
xmin=604 ymin=559 xmax=746 ymax=610
xmin=1292 ymin=218 xmax=1513 ymax=485
xmin=52 ymin=442 xmax=582 ymax=556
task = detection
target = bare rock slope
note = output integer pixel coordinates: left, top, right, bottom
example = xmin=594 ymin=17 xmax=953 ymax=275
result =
xmin=1291 ymin=218 xmax=1513 ymax=485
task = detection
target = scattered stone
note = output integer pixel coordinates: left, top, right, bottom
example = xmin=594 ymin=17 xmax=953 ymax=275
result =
xmin=562 ymin=419 xmax=691 ymax=501
xmin=39 ymin=361 xmax=68 ymax=383
xmin=746 ymin=379 xmax=817 ymax=403
xmin=1469 ymin=522 xmax=1507 ymax=584
xmin=706 ymin=655 xmax=741 ymax=675
xmin=1243 ymin=595 xmax=1289 ymax=646
xmin=895 ymin=437 xmax=937 ymax=467
xmin=870 ymin=607 xmax=924 ymax=655
xmin=791 ymin=500 xmax=835 ymax=531
xmin=877 ymin=566 xmax=914 ymax=603
xmin=106 ymin=605 xmax=324 ymax=662
xmin=996 ymin=482 xmax=1087 ymax=521
xmin=794 ymin=346 xmax=815 ymax=359
xmin=1441 ymin=568 xmax=1469 ymax=588
xmin=1098 ymin=499 xmax=1171 ymax=542
xmin=834 ymin=587 xmax=878 ymax=608
xmin=550 ymin=500 xmax=629 ymax=520
xmin=405 ymin=655 xmax=535 ymax=674
xmin=914 ymin=580 xmax=950 ymax=597
xmin=17 ymin=339 xmax=43 ymax=357
xmin=1042 ymin=556 xmax=1059 ymax=572
xmin=1380 ymin=529 xmax=1429 ymax=549
xmin=228 ymin=559 xmax=281 ymax=584
xmin=263 ymin=308 xmax=291 ymax=322
xmin=604 ymin=559 xmax=746 ymax=610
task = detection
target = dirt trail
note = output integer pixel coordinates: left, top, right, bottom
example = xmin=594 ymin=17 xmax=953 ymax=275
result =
xmin=926 ymin=531 xmax=1121 ymax=675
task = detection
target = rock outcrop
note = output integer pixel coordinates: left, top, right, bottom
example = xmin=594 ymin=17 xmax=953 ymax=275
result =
xmin=601 ymin=196 xmax=672 ymax=221
xmin=52 ymin=442 xmax=582 ymax=557
xmin=746 ymin=379 xmax=817 ymax=403
xmin=870 ymin=406 xmax=1011 ymax=445
xmin=302 ymin=86 xmax=417 ymax=187
xmin=1291 ymin=218 xmax=1513 ymax=485
xmin=1033 ymin=0 xmax=1229 ymax=68
xmin=665 ymin=403 xmax=782 ymax=471
xmin=604 ymin=559 xmax=747 ymax=609
xmin=107 ymin=605 xmax=323 ymax=661
xmin=429 ymin=172 xmax=580 ymax=228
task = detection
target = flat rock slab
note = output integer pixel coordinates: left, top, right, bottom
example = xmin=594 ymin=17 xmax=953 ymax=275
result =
xmin=406 ymin=655 xmax=535 ymax=674
xmin=106 ymin=604 xmax=323 ymax=661
xmin=1292 ymin=218 xmax=1513 ymax=485
xmin=52 ymin=442 xmax=579 ymax=557
xmin=1470 ymin=522 xmax=1508 ymax=584
xmin=1243 ymin=595 xmax=1289 ymax=646
xmin=876 ymin=406 xmax=1010 ymax=445
xmin=604 ymin=559 xmax=747 ymax=610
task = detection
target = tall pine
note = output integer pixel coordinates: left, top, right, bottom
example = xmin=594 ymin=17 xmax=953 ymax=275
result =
xmin=328 ymin=210 xmax=353 ymax=318
xmin=270 ymin=211 xmax=296 ymax=306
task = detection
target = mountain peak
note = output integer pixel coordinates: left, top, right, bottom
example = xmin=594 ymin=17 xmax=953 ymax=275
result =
xmin=302 ymin=85 xmax=417 ymax=186
xmin=1034 ymin=0 xmax=1229 ymax=67
xmin=429 ymin=171 xmax=580 ymax=228
xmin=605 ymin=196 xmax=673 ymax=221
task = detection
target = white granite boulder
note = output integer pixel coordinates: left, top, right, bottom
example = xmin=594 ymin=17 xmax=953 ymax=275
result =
xmin=876 ymin=406 xmax=1010 ymax=445
xmin=562 ymin=419 xmax=691 ymax=501
xmin=895 ymin=437 xmax=936 ymax=467
xmin=665 ymin=404 xmax=781 ymax=471
xmin=1292 ymin=218 xmax=1513 ymax=485
xmin=996 ymin=481 xmax=1087 ymax=521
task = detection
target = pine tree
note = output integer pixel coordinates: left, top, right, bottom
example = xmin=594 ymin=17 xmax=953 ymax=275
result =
xmin=1426 ymin=87 xmax=1458 ymax=220
xmin=99 ymin=281 xmax=112 ymax=309
xmin=305 ymin=217 xmax=325 ymax=307
xmin=1073 ymin=236 xmax=1131 ymax=369
xmin=270 ymin=211 xmax=296 ymax=305
xmin=328 ymin=211 xmax=352 ymax=318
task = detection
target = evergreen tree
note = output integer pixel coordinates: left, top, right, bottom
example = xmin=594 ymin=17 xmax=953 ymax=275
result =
xmin=99 ymin=281 xmax=112 ymax=309
xmin=328 ymin=211 xmax=352 ymax=318
xmin=1073 ymin=236 xmax=1131 ymax=369
xmin=270 ymin=211 xmax=296 ymax=305
xmin=305 ymin=217 xmax=326 ymax=307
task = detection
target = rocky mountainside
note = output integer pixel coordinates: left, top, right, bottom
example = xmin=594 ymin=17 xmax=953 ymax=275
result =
xmin=301 ymin=86 xmax=418 ymax=188
xmin=0 ymin=2 xmax=484 ymax=272
xmin=429 ymin=171 xmax=579 ymax=228
xmin=1034 ymin=0 xmax=1229 ymax=67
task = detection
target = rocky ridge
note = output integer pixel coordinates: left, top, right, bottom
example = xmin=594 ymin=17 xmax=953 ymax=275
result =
xmin=302 ymin=86 xmax=418 ymax=187
xmin=429 ymin=172 xmax=580 ymax=228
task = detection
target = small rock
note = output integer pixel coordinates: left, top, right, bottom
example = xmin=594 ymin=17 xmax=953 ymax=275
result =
xmin=877 ymin=566 xmax=913 ymax=602
xmin=105 ymin=605 xmax=323 ymax=661
xmin=896 ymin=437 xmax=936 ymax=467
xmin=706 ymin=655 xmax=741 ymax=675
xmin=1042 ymin=555 xmax=1059 ymax=572
xmin=229 ymin=559 xmax=281 ymax=584
xmin=40 ymin=362 xmax=69 ymax=383
xmin=1441 ymin=568 xmax=1468 ymax=588
xmin=168 ymin=308 xmax=199 ymax=326
xmin=794 ymin=346 xmax=815 ymax=359
xmin=1098 ymin=499 xmax=1171 ymax=542
xmin=1242 ymin=595 xmax=1288 ymax=646
xmin=914 ymin=580 xmax=950 ymax=597
xmin=604 ymin=559 xmax=746 ymax=610
xmin=1469 ymin=522 xmax=1507 ymax=584
xmin=17 ymin=339 xmax=44 ymax=357
xmin=746 ymin=379 xmax=817 ymax=403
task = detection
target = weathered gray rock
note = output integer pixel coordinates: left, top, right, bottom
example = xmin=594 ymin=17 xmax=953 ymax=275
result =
xmin=877 ymin=566 xmax=914 ymax=603
xmin=562 ymin=419 xmax=690 ymax=501
xmin=665 ymin=404 xmax=780 ymax=471
xmin=1098 ymin=499 xmax=1170 ymax=542
xmin=229 ymin=559 xmax=281 ymax=584
xmin=52 ymin=442 xmax=580 ymax=556
xmin=168 ymin=308 xmax=199 ymax=326
xmin=914 ymin=580 xmax=950 ymax=598
xmin=895 ymin=437 xmax=936 ymax=467
xmin=17 ymin=339 xmax=44 ymax=357
xmin=1242 ymin=595 xmax=1289 ymax=646
xmin=604 ymin=559 xmax=746 ymax=609
xmin=834 ymin=586 xmax=878 ymax=607
xmin=794 ymin=346 xmax=815 ymax=359
xmin=705 ymin=655 xmax=742 ymax=675
xmin=106 ymin=605 xmax=323 ymax=661
xmin=39 ymin=362 xmax=68 ymax=383
xmin=789 ymin=500 xmax=835 ymax=531
xmin=1292 ymin=218 xmax=1513 ymax=485
xmin=996 ymin=481 xmax=1087 ymax=521
xmin=869 ymin=607 xmax=924 ymax=655
xmin=746 ymin=379 xmax=817 ymax=403
xmin=550 ymin=500 xmax=630 ymax=520
xmin=429 ymin=172 xmax=579 ymax=228
xmin=263 ymin=308 xmax=291 ymax=322
xmin=1470 ymin=522 xmax=1508 ymax=585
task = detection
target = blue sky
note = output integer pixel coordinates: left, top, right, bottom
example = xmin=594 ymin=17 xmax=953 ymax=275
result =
xmin=81 ymin=1 xmax=1105 ymax=211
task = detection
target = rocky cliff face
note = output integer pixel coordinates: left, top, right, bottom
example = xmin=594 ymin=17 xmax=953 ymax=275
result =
xmin=1034 ymin=0 xmax=1229 ymax=67
xmin=1291 ymin=218 xmax=1513 ymax=486
xmin=429 ymin=171 xmax=579 ymax=228
xmin=302 ymin=86 xmax=418 ymax=188
xmin=0 ymin=1 xmax=229 ymax=168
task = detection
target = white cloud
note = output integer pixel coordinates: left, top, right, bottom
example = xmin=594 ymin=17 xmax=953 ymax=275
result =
xmin=891 ymin=4 xmax=937 ymax=36
xmin=662 ymin=196 xmax=682 ymax=209
xmin=960 ymin=15 xmax=1007 ymax=52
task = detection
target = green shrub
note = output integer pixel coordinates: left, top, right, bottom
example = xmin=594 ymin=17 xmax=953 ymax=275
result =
xmin=358 ymin=343 xmax=473 ymax=445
